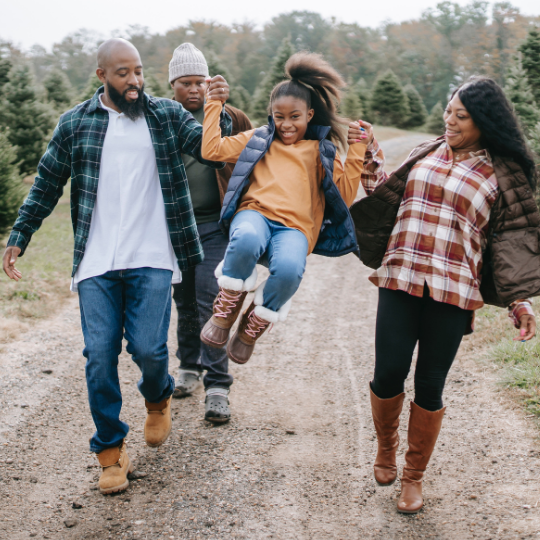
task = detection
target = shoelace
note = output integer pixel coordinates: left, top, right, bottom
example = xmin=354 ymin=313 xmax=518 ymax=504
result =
xmin=214 ymin=289 xmax=243 ymax=318
xmin=245 ymin=312 xmax=270 ymax=338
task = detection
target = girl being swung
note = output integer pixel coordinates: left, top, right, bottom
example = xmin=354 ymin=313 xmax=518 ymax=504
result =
xmin=199 ymin=52 xmax=371 ymax=364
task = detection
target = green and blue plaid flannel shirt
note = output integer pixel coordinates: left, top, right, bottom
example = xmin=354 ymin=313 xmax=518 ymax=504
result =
xmin=7 ymin=87 xmax=232 ymax=274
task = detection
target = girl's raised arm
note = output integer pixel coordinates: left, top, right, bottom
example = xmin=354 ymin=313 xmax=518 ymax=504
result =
xmin=202 ymin=100 xmax=255 ymax=163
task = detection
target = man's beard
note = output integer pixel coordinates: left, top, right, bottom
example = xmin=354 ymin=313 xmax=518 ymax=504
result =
xmin=106 ymin=81 xmax=146 ymax=121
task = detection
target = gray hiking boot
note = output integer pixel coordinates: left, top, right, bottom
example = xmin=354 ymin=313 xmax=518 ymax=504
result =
xmin=172 ymin=369 xmax=203 ymax=398
xmin=205 ymin=388 xmax=231 ymax=423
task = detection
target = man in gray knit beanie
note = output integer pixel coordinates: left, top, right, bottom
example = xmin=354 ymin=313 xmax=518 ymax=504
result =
xmin=168 ymin=43 xmax=252 ymax=424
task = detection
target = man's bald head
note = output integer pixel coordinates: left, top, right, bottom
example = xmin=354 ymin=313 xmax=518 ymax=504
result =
xmin=97 ymin=38 xmax=140 ymax=70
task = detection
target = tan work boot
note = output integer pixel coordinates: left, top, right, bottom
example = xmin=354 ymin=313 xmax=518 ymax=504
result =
xmin=370 ymin=385 xmax=405 ymax=486
xmin=397 ymin=401 xmax=446 ymax=514
xmin=227 ymin=302 xmax=271 ymax=364
xmin=97 ymin=440 xmax=134 ymax=495
xmin=144 ymin=395 xmax=172 ymax=448
xmin=200 ymin=288 xmax=248 ymax=348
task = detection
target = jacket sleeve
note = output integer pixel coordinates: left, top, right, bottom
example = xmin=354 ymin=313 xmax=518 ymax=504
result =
xmin=332 ymin=143 xmax=367 ymax=207
xmin=177 ymin=101 xmax=232 ymax=169
xmin=361 ymin=139 xmax=388 ymax=195
xmin=202 ymin=100 xmax=255 ymax=163
xmin=7 ymin=119 xmax=72 ymax=256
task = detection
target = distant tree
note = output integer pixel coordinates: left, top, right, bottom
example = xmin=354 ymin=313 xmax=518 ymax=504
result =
xmin=0 ymin=65 xmax=54 ymax=176
xmin=80 ymin=72 xmax=102 ymax=102
xmin=519 ymin=28 xmax=540 ymax=104
xmin=0 ymin=56 xmax=12 ymax=87
xmin=425 ymin=101 xmax=446 ymax=135
xmin=403 ymin=84 xmax=428 ymax=128
xmin=0 ymin=129 xmax=24 ymax=237
xmin=505 ymin=55 xmax=540 ymax=137
xmin=370 ymin=70 xmax=410 ymax=127
xmin=354 ymin=78 xmax=372 ymax=122
xmin=341 ymin=83 xmax=363 ymax=121
xmin=251 ymin=37 xmax=295 ymax=125
xmin=44 ymin=68 xmax=73 ymax=111
xmin=144 ymin=70 xmax=169 ymax=98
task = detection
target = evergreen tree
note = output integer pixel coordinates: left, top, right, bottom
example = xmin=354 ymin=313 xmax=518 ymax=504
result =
xmin=425 ymin=101 xmax=446 ymax=135
xmin=0 ymin=129 xmax=24 ymax=237
xmin=369 ymin=70 xmax=410 ymax=127
xmin=505 ymin=55 xmax=540 ymax=137
xmin=251 ymin=37 xmax=295 ymax=125
xmin=519 ymin=28 xmax=540 ymax=104
xmin=355 ymin=78 xmax=372 ymax=122
xmin=80 ymin=72 xmax=102 ymax=102
xmin=0 ymin=57 xmax=12 ymax=88
xmin=44 ymin=68 xmax=73 ymax=111
xmin=0 ymin=65 xmax=54 ymax=176
xmin=403 ymin=84 xmax=428 ymax=128
xmin=341 ymin=83 xmax=363 ymax=121
xmin=205 ymin=50 xmax=251 ymax=114
xmin=144 ymin=71 xmax=169 ymax=98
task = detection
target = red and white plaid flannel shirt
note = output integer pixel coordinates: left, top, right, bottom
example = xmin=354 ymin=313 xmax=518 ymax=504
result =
xmin=362 ymin=139 xmax=534 ymax=326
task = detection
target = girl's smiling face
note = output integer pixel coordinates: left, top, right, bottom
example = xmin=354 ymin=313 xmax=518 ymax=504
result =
xmin=271 ymin=96 xmax=314 ymax=145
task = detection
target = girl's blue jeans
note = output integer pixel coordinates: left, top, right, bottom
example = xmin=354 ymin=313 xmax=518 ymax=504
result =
xmin=222 ymin=210 xmax=309 ymax=312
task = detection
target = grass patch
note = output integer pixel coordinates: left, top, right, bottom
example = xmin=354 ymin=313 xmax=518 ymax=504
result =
xmin=0 ymin=182 xmax=73 ymax=343
xmin=469 ymin=299 xmax=540 ymax=418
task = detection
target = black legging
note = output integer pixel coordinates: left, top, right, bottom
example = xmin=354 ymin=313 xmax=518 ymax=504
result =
xmin=371 ymin=285 xmax=472 ymax=411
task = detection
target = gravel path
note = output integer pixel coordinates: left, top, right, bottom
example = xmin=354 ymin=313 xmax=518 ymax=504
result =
xmin=1 ymin=135 xmax=539 ymax=540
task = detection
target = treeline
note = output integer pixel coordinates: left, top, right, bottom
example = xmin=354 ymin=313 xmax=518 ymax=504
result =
xmin=1 ymin=2 xmax=540 ymax=234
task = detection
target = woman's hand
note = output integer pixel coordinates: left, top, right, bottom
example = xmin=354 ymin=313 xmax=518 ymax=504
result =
xmin=348 ymin=120 xmax=374 ymax=145
xmin=514 ymin=314 xmax=536 ymax=341
xmin=206 ymin=75 xmax=230 ymax=103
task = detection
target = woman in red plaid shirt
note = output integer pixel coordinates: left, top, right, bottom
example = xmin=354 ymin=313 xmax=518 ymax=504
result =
xmin=353 ymin=76 xmax=539 ymax=514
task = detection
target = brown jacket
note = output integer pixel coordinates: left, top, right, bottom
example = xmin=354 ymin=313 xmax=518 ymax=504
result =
xmin=216 ymin=104 xmax=253 ymax=203
xmin=350 ymin=137 xmax=540 ymax=307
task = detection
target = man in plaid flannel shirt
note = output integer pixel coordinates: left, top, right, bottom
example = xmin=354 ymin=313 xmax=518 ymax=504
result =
xmin=2 ymin=38 xmax=232 ymax=494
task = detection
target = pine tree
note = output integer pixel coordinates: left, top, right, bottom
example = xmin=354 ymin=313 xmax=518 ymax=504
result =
xmin=0 ymin=65 xmax=54 ymax=176
xmin=425 ymin=102 xmax=446 ymax=135
xmin=341 ymin=83 xmax=363 ymax=121
xmin=144 ymin=71 xmax=169 ymax=98
xmin=0 ymin=57 xmax=12 ymax=88
xmin=251 ymin=38 xmax=295 ymax=125
xmin=354 ymin=78 xmax=372 ymax=122
xmin=369 ymin=70 xmax=410 ymax=127
xmin=403 ymin=84 xmax=428 ymax=128
xmin=80 ymin=72 xmax=102 ymax=102
xmin=205 ymin=50 xmax=251 ymax=114
xmin=519 ymin=28 xmax=540 ymax=105
xmin=505 ymin=55 xmax=540 ymax=137
xmin=0 ymin=129 xmax=24 ymax=237
xmin=44 ymin=68 xmax=73 ymax=111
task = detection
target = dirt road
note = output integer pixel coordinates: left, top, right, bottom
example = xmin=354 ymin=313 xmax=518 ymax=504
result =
xmin=1 ymin=135 xmax=540 ymax=540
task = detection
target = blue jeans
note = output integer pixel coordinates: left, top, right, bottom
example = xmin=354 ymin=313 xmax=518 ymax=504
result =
xmin=172 ymin=221 xmax=232 ymax=389
xmin=78 ymin=268 xmax=175 ymax=453
xmin=222 ymin=210 xmax=309 ymax=311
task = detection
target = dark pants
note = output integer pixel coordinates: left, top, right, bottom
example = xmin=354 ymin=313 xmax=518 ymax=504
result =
xmin=172 ymin=221 xmax=232 ymax=389
xmin=78 ymin=268 xmax=175 ymax=453
xmin=371 ymin=285 xmax=471 ymax=411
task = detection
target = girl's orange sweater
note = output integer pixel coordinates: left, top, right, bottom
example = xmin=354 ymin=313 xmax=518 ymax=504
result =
xmin=202 ymin=100 xmax=367 ymax=253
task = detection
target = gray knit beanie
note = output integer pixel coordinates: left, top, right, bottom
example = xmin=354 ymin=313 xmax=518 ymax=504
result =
xmin=169 ymin=43 xmax=209 ymax=83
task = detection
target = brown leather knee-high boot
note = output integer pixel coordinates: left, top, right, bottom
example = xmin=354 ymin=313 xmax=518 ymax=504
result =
xmin=397 ymin=401 xmax=445 ymax=514
xmin=370 ymin=385 xmax=405 ymax=486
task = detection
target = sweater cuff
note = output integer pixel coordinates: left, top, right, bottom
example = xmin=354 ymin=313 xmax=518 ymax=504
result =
xmin=508 ymin=300 xmax=535 ymax=329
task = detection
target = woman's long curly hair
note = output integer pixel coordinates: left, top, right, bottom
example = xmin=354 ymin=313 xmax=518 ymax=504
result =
xmin=453 ymin=76 xmax=537 ymax=189
xmin=269 ymin=52 xmax=347 ymax=148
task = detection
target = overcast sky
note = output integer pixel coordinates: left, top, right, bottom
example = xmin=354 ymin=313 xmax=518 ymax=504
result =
xmin=3 ymin=0 xmax=540 ymax=51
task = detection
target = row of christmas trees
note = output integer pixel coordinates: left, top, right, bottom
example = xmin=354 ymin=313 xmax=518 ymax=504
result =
xmin=2 ymin=29 xmax=540 ymax=235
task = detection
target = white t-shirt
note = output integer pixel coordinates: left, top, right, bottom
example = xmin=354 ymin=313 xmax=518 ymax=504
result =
xmin=71 ymin=96 xmax=181 ymax=292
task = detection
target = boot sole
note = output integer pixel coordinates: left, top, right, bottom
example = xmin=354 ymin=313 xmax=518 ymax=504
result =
xmin=375 ymin=477 xmax=397 ymax=487
xmin=200 ymin=333 xmax=228 ymax=349
xmin=226 ymin=342 xmax=251 ymax=365
xmin=397 ymin=506 xmax=423 ymax=514
xmin=205 ymin=415 xmax=231 ymax=424
xmin=100 ymin=463 xmax=135 ymax=495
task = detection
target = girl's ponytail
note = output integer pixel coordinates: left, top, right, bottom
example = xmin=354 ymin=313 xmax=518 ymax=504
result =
xmin=270 ymin=52 xmax=348 ymax=147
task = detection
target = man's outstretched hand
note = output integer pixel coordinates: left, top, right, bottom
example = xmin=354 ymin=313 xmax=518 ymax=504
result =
xmin=3 ymin=246 xmax=22 ymax=281
xmin=205 ymin=75 xmax=230 ymax=103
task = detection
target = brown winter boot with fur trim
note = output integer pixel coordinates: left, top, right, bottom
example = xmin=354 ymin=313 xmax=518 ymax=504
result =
xmin=97 ymin=440 xmax=134 ymax=495
xmin=200 ymin=288 xmax=248 ymax=348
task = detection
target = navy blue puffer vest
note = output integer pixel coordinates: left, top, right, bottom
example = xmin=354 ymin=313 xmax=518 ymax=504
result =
xmin=219 ymin=117 xmax=360 ymax=258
